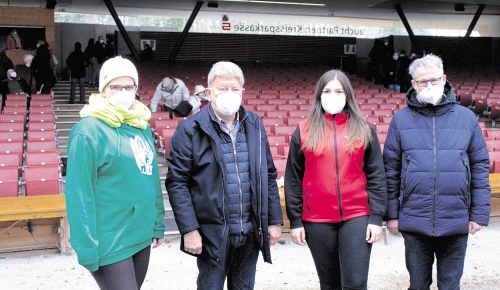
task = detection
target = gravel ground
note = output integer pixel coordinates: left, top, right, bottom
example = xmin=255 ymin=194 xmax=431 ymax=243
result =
xmin=1 ymin=218 xmax=499 ymax=290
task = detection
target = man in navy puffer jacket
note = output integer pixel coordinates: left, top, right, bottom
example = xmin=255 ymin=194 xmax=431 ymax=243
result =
xmin=383 ymin=54 xmax=490 ymax=290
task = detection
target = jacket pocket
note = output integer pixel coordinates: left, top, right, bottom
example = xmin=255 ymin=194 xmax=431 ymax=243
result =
xmin=400 ymin=153 xmax=411 ymax=209
xmin=121 ymin=203 xmax=156 ymax=247
xmin=460 ymin=153 xmax=471 ymax=207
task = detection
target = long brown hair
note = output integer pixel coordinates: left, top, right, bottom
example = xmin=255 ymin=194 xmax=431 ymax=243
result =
xmin=303 ymin=69 xmax=372 ymax=154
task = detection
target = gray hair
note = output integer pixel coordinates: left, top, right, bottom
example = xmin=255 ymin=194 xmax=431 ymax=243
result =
xmin=408 ymin=54 xmax=444 ymax=79
xmin=23 ymin=54 xmax=34 ymax=61
xmin=207 ymin=61 xmax=245 ymax=87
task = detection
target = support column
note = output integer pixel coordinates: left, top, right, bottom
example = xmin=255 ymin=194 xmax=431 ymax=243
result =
xmin=452 ymin=5 xmax=485 ymax=65
xmin=103 ymin=0 xmax=141 ymax=61
xmin=394 ymin=4 xmax=420 ymax=54
xmin=169 ymin=1 xmax=204 ymax=62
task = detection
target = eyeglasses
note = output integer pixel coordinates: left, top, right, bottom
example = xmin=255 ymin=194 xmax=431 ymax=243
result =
xmin=413 ymin=75 xmax=443 ymax=88
xmin=108 ymin=85 xmax=137 ymax=93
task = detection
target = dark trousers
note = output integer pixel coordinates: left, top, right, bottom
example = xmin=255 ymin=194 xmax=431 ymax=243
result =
xmin=196 ymin=233 xmax=260 ymax=290
xmin=70 ymin=77 xmax=85 ymax=104
xmin=91 ymin=246 xmax=151 ymax=290
xmin=303 ymin=216 xmax=372 ymax=290
xmin=401 ymin=231 xmax=468 ymax=290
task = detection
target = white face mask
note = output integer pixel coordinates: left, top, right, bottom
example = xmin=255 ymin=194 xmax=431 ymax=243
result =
xmin=109 ymin=91 xmax=136 ymax=110
xmin=25 ymin=62 xmax=31 ymax=68
xmin=416 ymin=85 xmax=444 ymax=106
xmin=100 ymin=39 xmax=105 ymax=44
xmin=9 ymin=72 xmax=17 ymax=79
xmin=321 ymin=95 xmax=346 ymax=115
xmin=215 ymin=91 xmax=242 ymax=116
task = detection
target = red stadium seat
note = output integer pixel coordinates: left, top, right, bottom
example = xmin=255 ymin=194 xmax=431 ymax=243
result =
xmin=27 ymin=130 xmax=57 ymax=142
xmin=0 ymin=131 xmax=24 ymax=143
xmin=26 ymin=152 xmax=60 ymax=168
xmin=0 ymin=122 xmax=24 ymax=132
xmin=0 ymin=168 xmax=20 ymax=197
xmin=26 ymin=141 xmax=58 ymax=154
xmin=24 ymin=166 xmax=60 ymax=196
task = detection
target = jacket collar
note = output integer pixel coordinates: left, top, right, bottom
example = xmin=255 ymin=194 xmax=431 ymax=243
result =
xmin=324 ymin=113 xmax=348 ymax=125
xmin=405 ymin=81 xmax=457 ymax=116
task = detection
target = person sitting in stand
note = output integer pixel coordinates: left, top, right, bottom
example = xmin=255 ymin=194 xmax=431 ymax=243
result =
xmin=1 ymin=68 xmax=30 ymax=108
xmin=188 ymin=85 xmax=208 ymax=114
xmin=150 ymin=76 xmax=190 ymax=118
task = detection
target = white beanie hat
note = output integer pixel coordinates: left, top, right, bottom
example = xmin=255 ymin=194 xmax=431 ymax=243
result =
xmin=194 ymin=85 xmax=205 ymax=96
xmin=99 ymin=56 xmax=138 ymax=93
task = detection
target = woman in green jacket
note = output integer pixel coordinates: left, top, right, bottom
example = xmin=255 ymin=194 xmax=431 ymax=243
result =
xmin=65 ymin=56 xmax=165 ymax=290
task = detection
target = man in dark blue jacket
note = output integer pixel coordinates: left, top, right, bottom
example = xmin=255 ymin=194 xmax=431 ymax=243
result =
xmin=165 ymin=61 xmax=283 ymax=289
xmin=383 ymin=54 xmax=491 ymax=290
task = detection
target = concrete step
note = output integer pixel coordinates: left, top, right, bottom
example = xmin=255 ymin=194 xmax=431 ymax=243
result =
xmin=53 ymin=109 xmax=81 ymax=116
xmin=54 ymin=104 xmax=85 ymax=111
xmin=57 ymin=136 xmax=68 ymax=146
xmin=55 ymin=122 xmax=77 ymax=130
xmin=56 ymin=115 xmax=81 ymax=123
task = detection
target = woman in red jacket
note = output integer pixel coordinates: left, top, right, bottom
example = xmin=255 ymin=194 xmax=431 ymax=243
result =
xmin=284 ymin=69 xmax=387 ymax=290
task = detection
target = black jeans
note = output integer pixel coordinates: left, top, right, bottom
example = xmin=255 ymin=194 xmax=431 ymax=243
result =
xmin=70 ymin=77 xmax=85 ymax=104
xmin=91 ymin=245 xmax=151 ymax=290
xmin=196 ymin=233 xmax=260 ymax=290
xmin=401 ymin=231 xmax=468 ymax=290
xmin=303 ymin=216 xmax=372 ymax=290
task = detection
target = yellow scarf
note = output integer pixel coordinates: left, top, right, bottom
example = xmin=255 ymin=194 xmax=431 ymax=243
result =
xmin=80 ymin=93 xmax=151 ymax=130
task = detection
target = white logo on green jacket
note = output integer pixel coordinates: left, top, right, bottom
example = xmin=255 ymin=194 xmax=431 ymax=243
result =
xmin=130 ymin=135 xmax=154 ymax=175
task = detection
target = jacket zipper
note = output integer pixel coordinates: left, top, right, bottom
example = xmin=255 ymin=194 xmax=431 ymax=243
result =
xmin=257 ymin=120 xmax=263 ymax=246
xmin=432 ymin=114 xmax=437 ymax=236
xmin=333 ymin=117 xmax=344 ymax=220
xmin=306 ymin=187 xmax=310 ymax=211
xmin=208 ymin=135 xmax=227 ymax=238
xmin=233 ymin=144 xmax=245 ymax=233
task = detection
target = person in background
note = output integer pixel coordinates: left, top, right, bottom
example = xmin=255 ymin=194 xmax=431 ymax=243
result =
xmin=398 ymin=50 xmax=411 ymax=92
xmin=6 ymin=29 xmax=22 ymax=50
xmin=95 ymin=35 xmax=108 ymax=65
xmin=384 ymin=51 xmax=404 ymax=93
xmin=22 ymin=54 xmax=35 ymax=92
xmin=0 ymin=46 xmax=14 ymax=81
xmin=65 ymin=56 xmax=165 ymax=290
xmin=149 ymin=76 xmax=190 ymax=117
xmin=66 ymin=42 xmax=87 ymax=104
xmin=383 ymin=54 xmax=491 ymax=290
xmin=140 ymin=43 xmax=153 ymax=61
xmin=105 ymin=37 xmax=116 ymax=59
xmin=1 ymin=68 xmax=30 ymax=108
xmin=285 ymin=69 xmax=387 ymax=290
xmin=368 ymin=40 xmax=385 ymax=85
xmin=31 ymin=42 xmax=56 ymax=94
xmin=188 ymin=85 xmax=207 ymax=114
xmin=165 ymin=61 xmax=283 ymax=289
xmin=409 ymin=51 xmax=418 ymax=63
xmin=84 ymin=38 xmax=98 ymax=89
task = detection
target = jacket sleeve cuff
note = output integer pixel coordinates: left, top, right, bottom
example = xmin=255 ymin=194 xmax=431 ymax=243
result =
xmin=154 ymin=230 xmax=165 ymax=239
xmin=368 ymin=214 xmax=383 ymax=227
xmin=289 ymin=218 xmax=304 ymax=229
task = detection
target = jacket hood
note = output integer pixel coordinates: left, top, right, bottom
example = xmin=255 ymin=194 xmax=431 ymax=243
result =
xmin=405 ymin=81 xmax=458 ymax=116
xmin=194 ymin=85 xmax=205 ymax=96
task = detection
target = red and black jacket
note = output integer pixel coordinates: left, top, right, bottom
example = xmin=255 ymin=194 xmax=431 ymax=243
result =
xmin=284 ymin=113 xmax=387 ymax=229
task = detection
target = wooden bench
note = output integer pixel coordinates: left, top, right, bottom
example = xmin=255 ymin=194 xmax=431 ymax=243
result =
xmin=0 ymin=194 xmax=69 ymax=254
xmin=489 ymin=174 xmax=500 ymax=216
